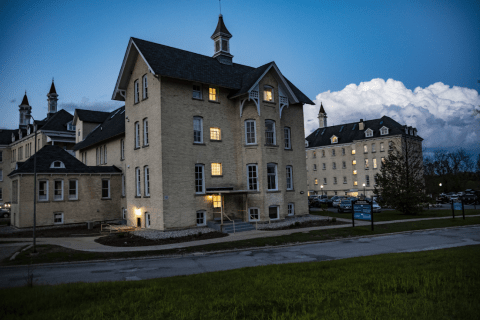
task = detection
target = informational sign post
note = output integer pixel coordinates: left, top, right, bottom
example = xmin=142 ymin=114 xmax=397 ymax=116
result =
xmin=451 ymin=199 xmax=465 ymax=220
xmin=352 ymin=200 xmax=374 ymax=231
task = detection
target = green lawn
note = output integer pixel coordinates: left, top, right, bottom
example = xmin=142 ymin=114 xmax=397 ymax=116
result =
xmin=312 ymin=208 xmax=480 ymax=221
xmin=4 ymin=217 xmax=480 ymax=266
xmin=1 ymin=245 xmax=479 ymax=320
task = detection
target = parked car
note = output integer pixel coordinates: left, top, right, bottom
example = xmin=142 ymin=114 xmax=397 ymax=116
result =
xmin=460 ymin=193 xmax=477 ymax=204
xmin=338 ymin=200 xmax=353 ymax=213
xmin=332 ymin=197 xmax=346 ymax=207
xmin=372 ymin=202 xmax=382 ymax=213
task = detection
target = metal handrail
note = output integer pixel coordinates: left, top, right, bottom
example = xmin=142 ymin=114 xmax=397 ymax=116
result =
xmin=223 ymin=212 xmax=235 ymax=233
xmin=249 ymin=215 xmax=258 ymax=230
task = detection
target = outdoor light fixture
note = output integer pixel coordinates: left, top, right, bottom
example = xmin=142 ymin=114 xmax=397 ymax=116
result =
xmin=135 ymin=208 xmax=142 ymax=216
xmin=363 ymin=183 xmax=366 ymax=199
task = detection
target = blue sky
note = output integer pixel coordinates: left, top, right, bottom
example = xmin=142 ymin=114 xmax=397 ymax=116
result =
xmin=1 ymin=0 xmax=479 ymax=151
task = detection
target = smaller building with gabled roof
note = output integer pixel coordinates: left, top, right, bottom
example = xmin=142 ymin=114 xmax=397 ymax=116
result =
xmin=305 ymin=105 xmax=423 ymax=198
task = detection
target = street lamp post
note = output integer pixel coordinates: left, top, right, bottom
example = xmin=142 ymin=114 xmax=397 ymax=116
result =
xmin=321 ymin=185 xmax=324 ymax=196
xmin=363 ymin=183 xmax=366 ymax=199
xmin=31 ymin=117 xmax=38 ymax=253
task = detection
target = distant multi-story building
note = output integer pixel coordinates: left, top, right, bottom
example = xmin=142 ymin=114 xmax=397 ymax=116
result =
xmin=305 ymin=104 xmax=423 ymax=198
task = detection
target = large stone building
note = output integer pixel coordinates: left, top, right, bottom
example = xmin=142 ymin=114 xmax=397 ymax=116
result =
xmin=305 ymin=104 xmax=423 ymax=198
xmin=5 ymin=14 xmax=314 ymax=230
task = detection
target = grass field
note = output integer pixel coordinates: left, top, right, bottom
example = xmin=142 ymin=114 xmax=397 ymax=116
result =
xmin=1 ymin=245 xmax=479 ymax=320
xmin=3 ymin=217 xmax=480 ymax=266
xmin=312 ymin=208 xmax=480 ymax=221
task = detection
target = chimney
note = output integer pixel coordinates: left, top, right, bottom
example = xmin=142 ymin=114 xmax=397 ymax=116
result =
xmin=359 ymin=119 xmax=364 ymax=130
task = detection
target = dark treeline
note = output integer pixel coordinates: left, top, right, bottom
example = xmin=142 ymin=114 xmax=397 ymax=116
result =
xmin=424 ymin=149 xmax=480 ymax=195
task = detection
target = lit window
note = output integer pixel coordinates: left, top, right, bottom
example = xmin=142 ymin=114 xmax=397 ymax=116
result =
xmin=135 ymin=167 xmax=141 ymax=196
xmin=210 ymin=128 xmax=221 ymax=140
xmin=54 ymin=213 xmax=64 ymax=224
xmin=364 ymin=145 xmax=368 ymax=153
xmin=144 ymin=166 xmax=150 ymax=196
xmin=352 ymin=149 xmax=356 ymax=155
xmin=288 ymin=203 xmax=295 ymax=216
xmin=142 ymin=75 xmax=148 ymax=99
xmin=135 ymin=122 xmax=140 ymax=148
xmin=68 ymin=180 xmax=78 ymax=200
xmin=352 ymin=160 xmax=356 ymax=165
xmin=134 ymin=80 xmax=139 ymax=103
xmin=331 ymin=136 xmax=338 ymax=144
xmin=286 ymin=166 xmax=293 ymax=190
xmin=365 ymin=129 xmax=373 ymax=137
xmin=247 ymin=164 xmax=258 ymax=191
xmin=195 ymin=164 xmax=205 ymax=194
xmin=193 ymin=84 xmax=202 ymax=99
xmin=197 ymin=210 xmax=206 ymax=226
xmin=145 ymin=212 xmax=151 ymax=228
xmin=265 ymin=120 xmax=276 ymax=145
xmin=284 ymin=127 xmax=291 ymax=149
xmin=314 ymin=178 xmax=318 ymax=185
xmin=269 ymin=206 xmax=279 ymax=220
xmin=193 ymin=117 xmax=203 ymax=143
xmin=264 ymin=86 xmax=274 ymax=102
xmin=373 ymin=158 xmax=377 ymax=169
xmin=143 ymin=118 xmax=149 ymax=146
xmin=267 ymin=163 xmax=278 ymax=191
xmin=211 ymin=163 xmax=222 ymax=176
xmin=213 ymin=195 xmax=221 ymax=208
xmin=54 ymin=180 xmax=63 ymax=201
xmin=353 ymin=170 xmax=357 ymax=175
xmin=354 ymin=181 xmax=358 ymax=186
xmin=245 ymin=120 xmax=256 ymax=144
xmin=381 ymin=157 xmax=386 ymax=165
xmin=209 ymin=87 xmax=218 ymax=101
xmin=249 ymin=207 xmax=259 ymax=221
xmin=365 ymin=159 xmax=369 ymax=169
xmin=102 ymin=179 xmax=110 ymax=199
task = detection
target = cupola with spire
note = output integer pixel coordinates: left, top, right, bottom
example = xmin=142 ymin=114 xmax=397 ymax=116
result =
xmin=19 ymin=91 xmax=32 ymax=129
xmin=318 ymin=102 xmax=327 ymax=128
xmin=211 ymin=14 xmax=233 ymax=65
xmin=47 ymin=79 xmax=58 ymax=118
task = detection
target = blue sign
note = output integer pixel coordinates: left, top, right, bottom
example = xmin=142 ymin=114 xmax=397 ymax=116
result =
xmin=353 ymin=203 xmax=372 ymax=221
xmin=453 ymin=202 xmax=462 ymax=211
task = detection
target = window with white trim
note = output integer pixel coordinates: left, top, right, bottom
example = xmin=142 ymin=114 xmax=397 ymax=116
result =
xmin=144 ymin=166 xmax=150 ymax=196
xmin=284 ymin=127 xmax=291 ymax=149
xmin=210 ymin=128 xmax=221 ymax=141
xmin=195 ymin=164 xmax=205 ymax=194
xmin=135 ymin=122 xmax=140 ymax=148
xmin=54 ymin=180 xmax=63 ymax=201
xmin=265 ymin=120 xmax=276 ymax=145
xmin=209 ymin=87 xmax=218 ymax=101
xmin=143 ymin=118 xmax=149 ymax=146
xmin=145 ymin=212 xmax=151 ymax=228
xmin=211 ymin=163 xmax=222 ymax=176
xmin=193 ymin=84 xmax=202 ymax=99
xmin=331 ymin=136 xmax=338 ymax=144
xmin=142 ymin=74 xmax=148 ymax=99
xmin=364 ymin=144 xmax=368 ymax=153
xmin=212 ymin=195 xmax=221 ymax=208
xmin=269 ymin=206 xmax=279 ymax=220
xmin=102 ymin=179 xmax=110 ymax=199
xmin=38 ymin=180 xmax=48 ymax=201
xmin=121 ymin=139 xmax=125 ymax=160
xmin=249 ymin=207 xmax=259 ymax=221
xmin=323 ymin=178 xmax=327 ymax=184
xmin=50 ymin=161 xmax=65 ymax=169
xmin=122 ymin=174 xmax=125 ymax=196
xmin=134 ymin=80 xmax=139 ymax=103
xmin=288 ymin=203 xmax=294 ymax=216
xmin=245 ymin=120 xmax=256 ymax=145
xmin=247 ymin=164 xmax=258 ymax=191
xmin=264 ymin=85 xmax=274 ymax=102
xmin=380 ymin=127 xmax=389 ymax=135
xmin=122 ymin=207 xmax=126 ymax=219
xmin=322 ymin=163 xmax=326 ymax=170
xmin=135 ymin=167 xmax=141 ymax=196
xmin=286 ymin=166 xmax=293 ymax=190
xmin=54 ymin=213 xmax=64 ymax=224
xmin=196 ymin=210 xmax=206 ymax=226
xmin=193 ymin=117 xmax=203 ymax=143
xmin=373 ymin=158 xmax=377 ymax=169
xmin=365 ymin=129 xmax=373 ymax=137
xmin=68 ymin=180 xmax=78 ymax=200
xmin=267 ymin=163 xmax=278 ymax=191
xmin=365 ymin=159 xmax=369 ymax=169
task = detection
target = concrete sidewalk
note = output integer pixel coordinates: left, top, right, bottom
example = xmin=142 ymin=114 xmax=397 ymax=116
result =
xmin=1 ymin=214 xmax=478 ymax=253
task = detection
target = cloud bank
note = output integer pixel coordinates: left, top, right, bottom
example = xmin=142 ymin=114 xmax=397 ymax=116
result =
xmin=59 ymin=97 xmax=123 ymax=113
xmin=304 ymin=79 xmax=480 ymax=149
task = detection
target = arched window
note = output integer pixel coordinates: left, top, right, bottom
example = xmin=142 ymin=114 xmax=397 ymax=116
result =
xmin=50 ymin=161 xmax=66 ymax=168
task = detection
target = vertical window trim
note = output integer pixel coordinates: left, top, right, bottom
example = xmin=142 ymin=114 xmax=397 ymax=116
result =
xmin=245 ymin=120 xmax=257 ymax=145
xmin=68 ymin=179 xmax=78 ymax=200
xmin=122 ymin=174 xmax=125 ymax=197
xmin=53 ymin=212 xmax=64 ymax=225
xmin=134 ymin=80 xmax=139 ymax=103
xmin=247 ymin=164 xmax=258 ymax=191
xmin=267 ymin=163 xmax=278 ymax=191
xmin=121 ymin=139 xmax=125 ymax=160
xmin=142 ymin=74 xmax=148 ymax=99
xmin=196 ymin=210 xmax=206 ymax=226
xmin=193 ymin=117 xmax=203 ymax=144
xmin=135 ymin=122 xmax=140 ymax=148
xmin=195 ymin=164 xmax=205 ymax=194
xmin=54 ymin=180 xmax=64 ymax=201
xmin=144 ymin=166 xmax=150 ymax=196
xmin=135 ymin=167 xmax=141 ymax=197
xmin=286 ymin=165 xmax=293 ymax=190
xmin=288 ymin=203 xmax=295 ymax=216
xmin=143 ymin=118 xmax=149 ymax=146
xmin=102 ymin=179 xmax=111 ymax=199
xmin=104 ymin=145 xmax=107 ymax=164
xmin=145 ymin=212 xmax=151 ymax=228
xmin=248 ymin=207 xmax=260 ymax=221
xmin=265 ymin=120 xmax=276 ymax=146
xmin=284 ymin=127 xmax=291 ymax=149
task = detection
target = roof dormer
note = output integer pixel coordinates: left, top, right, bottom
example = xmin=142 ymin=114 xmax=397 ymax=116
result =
xmin=211 ymin=14 xmax=233 ymax=65
xmin=380 ymin=126 xmax=389 ymax=135
xmin=365 ymin=128 xmax=373 ymax=137
xmin=50 ymin=160 xmax=66 ymax=169
xmin=330 ymin=135 xmax=338 ymax=144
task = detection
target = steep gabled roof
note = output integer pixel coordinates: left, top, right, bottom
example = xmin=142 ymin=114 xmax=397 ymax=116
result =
xmin=211 ymin=14 xmax=232 ymax=38
xmin=39 ymin=109 xmax=73 ymax=132
xmin=21 ymin=93 xmax=29 ymax=105
xmin=49 ymin=81 xmax=57 ymax=94
xmin=0 ymin=129 xmax=17 ymax=145
xmin=8 ymin=145 xmax=122 ymax=176
xmin=112 ymin=37 xmax=314 ymax=105
xmin=74 ymin=109 xmax=110 ymax=125
xmin=73 ymin=106 xmax=125 ymax=151
xmin=305 ymin=116 xmax=423 ymax=148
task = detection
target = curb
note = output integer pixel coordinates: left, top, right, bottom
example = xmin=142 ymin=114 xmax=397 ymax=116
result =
xmin=1 ymin=224 xmax=479 ymax=269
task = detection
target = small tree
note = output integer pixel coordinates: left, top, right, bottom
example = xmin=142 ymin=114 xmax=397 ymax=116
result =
xmin=374 ymin=137 xmax=427 ymax=215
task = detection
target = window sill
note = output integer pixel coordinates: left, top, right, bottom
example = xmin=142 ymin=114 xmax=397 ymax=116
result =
xmin=135 ymin=196 xmax=142 ymax=198
xmin=142 ymin=97 xmax=148 ymax=101
xmin=192 ymin=97 xmax=204 ymax=101
xmin=247 ymin=191 xmax=261 ymax=194
xmin=210 ymin=140 xmax=222 ymax=142
xmin=121 ymin=158 xmax=125 ymax=161
xmin=269 ymin=217 xmax=280 ymax=221
xmin=134 ymin=101 xmax=139 ymax=105
xmin=142 ymin=145 xmax=149 ymax=148
xmin=372 ymin=151 xmax=376 ymax=153
xmin=144 ymin=195 xmax=150 ymax=198
xmin=263 ymin=100 xmax=276 ymax=104
xmin=208 ymin=100 xmax=220 ymax=104
xmin=38 ymin=200 xmax=49 ymax=203
xmin=193 ymin=143 xmax=206 ymax=146
xmin=265 ymin=144 xmax=279 ymax=147
xmin=267 ymin=190 xmax=281 ymax=193
xmin=134 ymin=147 xmax=140 ymax=150
xmin=244 ymin=144 xmax=258 ymax=147
xmin=68 ymin=198 xmax=79 ymax=201
xmin=211 ymin=175 xmax=223 ymax=178
xmin=284 ymin=148 xmax=293 ymax=151
xmin=195 ymin=193 xmax=206 ymax=196
xmin=101 ymin=198 xmax=112 ymax=200
xmin=286 ymin=189 xmax=295 ymax=192
xmin=53 ymin=199 xmax=64 ymax=202
xmin=380 ymin=150 xmax=385 ymax=152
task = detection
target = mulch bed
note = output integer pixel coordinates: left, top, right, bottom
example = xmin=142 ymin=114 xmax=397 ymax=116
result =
xmin=95 ymin=231 xmax=228 ymax=247
xmin=0 ymin=225 xmax=104 ymax=238
xmin=263 ymin=219 xmax=347 ymax=231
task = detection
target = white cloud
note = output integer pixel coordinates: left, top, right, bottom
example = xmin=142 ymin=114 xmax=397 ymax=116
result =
xmin=304 ymin=79 xmax=480 ymax=149
xmin=59 ymin=97 xmax=123 ymax=113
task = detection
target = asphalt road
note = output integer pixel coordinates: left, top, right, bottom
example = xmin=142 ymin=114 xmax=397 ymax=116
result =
xmin=1 ymin=225 xmax=479 ymax=288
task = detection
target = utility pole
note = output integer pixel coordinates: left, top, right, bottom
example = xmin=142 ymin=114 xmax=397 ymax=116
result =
xmin=31 ymin=116 xmax=38 ymax=253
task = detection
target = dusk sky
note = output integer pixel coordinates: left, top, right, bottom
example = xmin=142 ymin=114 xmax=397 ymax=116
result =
xmin=1 ymin=0 xmax=479 ymax=153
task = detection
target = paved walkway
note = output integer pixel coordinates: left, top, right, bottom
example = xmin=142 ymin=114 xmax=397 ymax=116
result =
xmin=0 ymin=214 xmax=478 ymax=253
